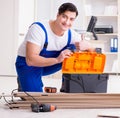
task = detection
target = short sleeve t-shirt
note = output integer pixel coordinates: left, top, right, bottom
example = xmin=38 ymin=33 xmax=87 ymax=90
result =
xmin=17 ymin=21 xmax=81 ymax=57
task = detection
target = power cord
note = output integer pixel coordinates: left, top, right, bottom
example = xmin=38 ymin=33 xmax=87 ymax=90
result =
xmin=11 ymin=89 xmax=18 ymax=102
xmin=1 ymin=88 xmax=39 ymax=110
xmin=2 ymin=93 xmax=11 ymax=104
xmin=10 ymin=89 xmax=57 ymax=112
xmin=0 ymin=95 xmax=2 ymax=99
xmin=9 ymin=88 xmax=39 ymax=104
xmin=1 ymin=92 xmax=12 ymax=108
xmin=23 ymin=91 xmax=39 ymax=104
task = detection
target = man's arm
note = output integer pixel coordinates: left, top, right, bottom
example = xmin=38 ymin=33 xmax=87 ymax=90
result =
xmin=75 ymin=40 xmax=95 ymax=52
xmin=26 ymin=41 xmax=72 ymax=67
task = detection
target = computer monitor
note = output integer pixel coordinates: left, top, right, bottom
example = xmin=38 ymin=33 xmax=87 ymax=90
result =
xmin=87 ymin=16 xmax=98 ymax=40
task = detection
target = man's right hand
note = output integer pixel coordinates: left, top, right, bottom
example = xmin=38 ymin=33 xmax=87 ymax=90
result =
xmin=56 ymin=49 xmax=73 ymax=63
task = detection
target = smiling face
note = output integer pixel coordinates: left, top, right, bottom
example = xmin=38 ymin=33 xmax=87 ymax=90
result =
xmin=51 ymin=3 xmax=78 ymax=36
xmin=56 ymin=11 xmax=76 ymax=31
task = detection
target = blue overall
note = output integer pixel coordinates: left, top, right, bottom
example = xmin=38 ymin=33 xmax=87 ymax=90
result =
xmin=15 ymin=22 xmax=74 ymax=92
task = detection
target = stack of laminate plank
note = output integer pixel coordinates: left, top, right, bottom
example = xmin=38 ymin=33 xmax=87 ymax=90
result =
xmin=6 ymin=92 xmax=120 ymax=109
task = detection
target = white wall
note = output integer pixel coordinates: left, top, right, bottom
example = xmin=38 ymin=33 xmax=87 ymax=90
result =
xmin=36 ymin=0 xmax=86 ymax=30
xmin=0 ymin=0 xmax=19 ymax=76
xmin=0 ymin=0 xmax=35 ymax=76
xmin=18 ymin=0 xmax=35 ymax=47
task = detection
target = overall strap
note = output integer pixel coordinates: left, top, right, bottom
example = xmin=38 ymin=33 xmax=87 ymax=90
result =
xmin=32 ymin=22 xmax=72 ymax=51
xmin=32 ymin=22 xmax=48 ymax=49
xmin=67 ymin=29 xmax=71 ymax=46
xmin=61 ymin=29 xmax=72 ymax=51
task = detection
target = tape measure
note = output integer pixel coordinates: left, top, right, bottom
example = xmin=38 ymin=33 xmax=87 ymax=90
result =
xmin=44 ymin=87 xmax=57 ymax=93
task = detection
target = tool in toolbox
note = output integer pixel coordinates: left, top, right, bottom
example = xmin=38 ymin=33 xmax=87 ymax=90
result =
xmin=62 ymin=51 xmax=106 ymax=74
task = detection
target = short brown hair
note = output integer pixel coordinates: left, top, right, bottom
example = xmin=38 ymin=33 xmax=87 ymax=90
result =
xmin=58 ymin=3 xmax=78 ymax=17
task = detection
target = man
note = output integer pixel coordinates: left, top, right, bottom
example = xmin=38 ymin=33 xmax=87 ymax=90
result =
xmin=15 ymin=2 xmax=94 ymax=92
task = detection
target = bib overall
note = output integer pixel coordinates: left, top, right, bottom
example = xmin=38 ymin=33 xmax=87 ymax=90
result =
xmin=15 ymin=22 xmax=74 ymax=92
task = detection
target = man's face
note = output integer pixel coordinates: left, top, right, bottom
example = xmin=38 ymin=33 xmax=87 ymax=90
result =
xmin=56 ymin=11 xmax=76 ymax=31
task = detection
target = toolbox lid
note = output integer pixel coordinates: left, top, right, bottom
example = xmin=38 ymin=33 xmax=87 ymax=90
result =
xmin=62 ymin=52 xmax=106 ymax=74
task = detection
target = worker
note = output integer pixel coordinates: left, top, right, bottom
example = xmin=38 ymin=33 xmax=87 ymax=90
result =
xmin=15 ymin=2 xmax=94 ymax=92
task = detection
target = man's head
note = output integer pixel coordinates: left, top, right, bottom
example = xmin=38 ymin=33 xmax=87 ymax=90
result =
xmin=56 ymin=3 xmax=78 ymax=32
xmin=58 ymin=3 xmax=78 ymax=17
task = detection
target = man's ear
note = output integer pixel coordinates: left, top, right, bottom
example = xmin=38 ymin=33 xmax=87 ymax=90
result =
xmin=57 ymin=13 xmax=59 ymax=17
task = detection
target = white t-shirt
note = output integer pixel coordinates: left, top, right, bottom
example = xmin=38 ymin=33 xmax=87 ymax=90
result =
xmin=17 ymin=21 xmax=81 ymax=57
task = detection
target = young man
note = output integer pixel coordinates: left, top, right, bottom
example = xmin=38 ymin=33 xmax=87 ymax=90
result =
xmin=15 ymin=2 xmax=94 ymax=92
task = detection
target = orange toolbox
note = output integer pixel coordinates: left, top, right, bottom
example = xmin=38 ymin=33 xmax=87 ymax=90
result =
xmin=62 ymin=52 xmax=106 ymax=74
